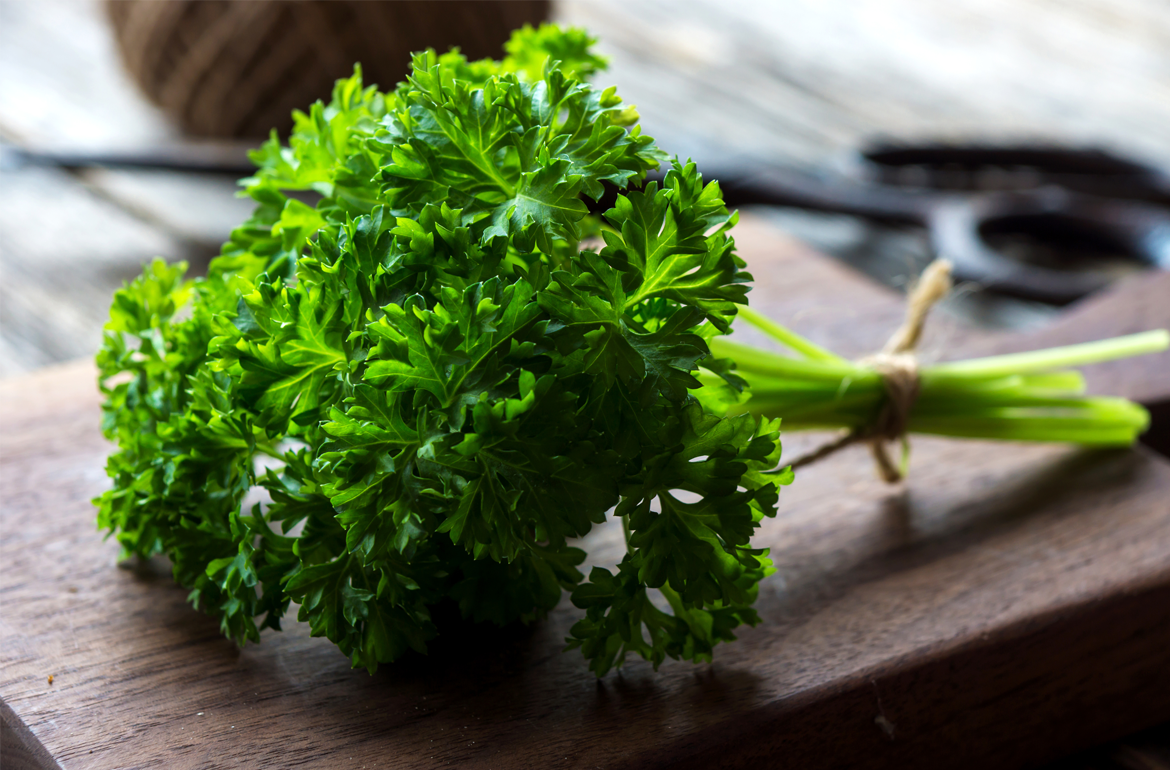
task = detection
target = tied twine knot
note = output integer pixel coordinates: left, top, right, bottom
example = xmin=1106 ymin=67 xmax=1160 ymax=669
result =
xmin=787 ymin=259 xmax=954 ymax=483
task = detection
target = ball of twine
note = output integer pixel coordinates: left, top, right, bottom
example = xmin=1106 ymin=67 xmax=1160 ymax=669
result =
xmin=105 ymin=0 xmax=550 ymax=138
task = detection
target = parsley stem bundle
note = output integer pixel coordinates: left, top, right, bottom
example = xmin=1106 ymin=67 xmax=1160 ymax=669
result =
xmin=704 ymin=311 xmax=1167 ymax=455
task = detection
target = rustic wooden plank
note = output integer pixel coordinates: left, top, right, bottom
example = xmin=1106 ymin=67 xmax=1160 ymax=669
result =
xmin=0 ymin=167 xmax=187 ymax=378
xmin=556 ymin=0 xmax=1170 ymax=170
xmin=2 ymin=218 xmax=1169 ymax=770
xmin=0 ymin=0 xmax=173 ymax=148
xmin=0 ymin=0 xmax=256 ymax=332
xmin=5 ymin=0 xmax=1168 ymax=167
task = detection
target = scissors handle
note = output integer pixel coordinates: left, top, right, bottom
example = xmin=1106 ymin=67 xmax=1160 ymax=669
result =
xmin=690 ymin=165 xmax=1170 ymax=305
xmin=929 ymin=188 xmax=1170 ymax=304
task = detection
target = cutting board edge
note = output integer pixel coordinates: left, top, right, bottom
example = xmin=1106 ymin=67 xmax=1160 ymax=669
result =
xmin=0 ymin=695 xmax=62 ymax=770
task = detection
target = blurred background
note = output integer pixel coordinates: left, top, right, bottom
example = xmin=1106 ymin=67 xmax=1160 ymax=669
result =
xmin=1 ymin=0 xmax=1169 ymax=371
xmin=0 ymin=1 xmax=1167 ymax=766
xmin=2 ymin=0 xmax=1169 ymax=378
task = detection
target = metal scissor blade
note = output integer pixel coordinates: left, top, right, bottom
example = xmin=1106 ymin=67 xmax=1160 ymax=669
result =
xmin=0 ymin=143 xmax=256 ymax=176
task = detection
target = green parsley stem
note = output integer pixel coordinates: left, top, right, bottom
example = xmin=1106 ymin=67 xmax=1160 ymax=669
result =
xmin=923 ymin=330 xmax=1170 ymax=381
xmin=700 ymin=316 xmax=1168 ymax=453
xmin=736 ymin=306 xmax=848 ymax=364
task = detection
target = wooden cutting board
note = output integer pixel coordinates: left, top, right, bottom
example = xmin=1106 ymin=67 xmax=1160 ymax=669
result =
xmin=3 ymin=217 xmax=1170 ymax=770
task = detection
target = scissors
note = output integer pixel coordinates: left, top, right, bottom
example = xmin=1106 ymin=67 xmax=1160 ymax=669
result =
xmin=8 ymin=140 xmax=1169 ymax=303
xmin=706 ymin=144 xmax=1170 ymax=304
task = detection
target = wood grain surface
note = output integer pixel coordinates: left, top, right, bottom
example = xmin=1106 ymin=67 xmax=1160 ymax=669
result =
xmin=557 ymin=0 xmax=1170 ymax=170
xmin=3 ymin=219 xmax=1170 ymax=770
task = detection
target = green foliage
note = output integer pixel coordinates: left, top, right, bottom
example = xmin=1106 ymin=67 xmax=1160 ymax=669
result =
xmin=95 ymin=25 xmax=790 ymax=675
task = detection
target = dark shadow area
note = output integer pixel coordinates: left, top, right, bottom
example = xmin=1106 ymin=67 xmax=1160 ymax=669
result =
xmin=1139 ymin=400 xmax=1170 ymax=460
xmin=766 ymin=446 xmax=1148 ymax=628
xmin=377 ymin=598 xmax=550 ymax=684
xmin=117 ymin=553 xmax=179 ymax=584
xmin=980 ymin=212 xmax=1147 ymax=272
xmin=117 ymin=550 xmax=555 ymax=680
xmin=679 ymin=665 xmax=765 ymax=713
xmin=1040 ymin=719 xmax=1170 ymax=770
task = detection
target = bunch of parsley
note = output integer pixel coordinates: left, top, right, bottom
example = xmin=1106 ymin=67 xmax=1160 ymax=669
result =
xmin=96 ymin=26 xmax=789 ymax=675
xmin=97 ymin=24 xmax=1167 ymax=677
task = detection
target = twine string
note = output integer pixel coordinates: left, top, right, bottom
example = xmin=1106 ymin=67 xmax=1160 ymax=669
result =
xmin=785 ymin=259 xmax=953 ymax=483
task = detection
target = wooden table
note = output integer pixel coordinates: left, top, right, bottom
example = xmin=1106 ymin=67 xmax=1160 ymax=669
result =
xmin=3 ymin=2 xmax=1170 ymax=767
xmin=3 ymin=219 xmax=1170 ymax=769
